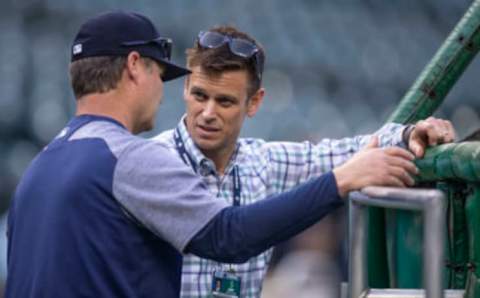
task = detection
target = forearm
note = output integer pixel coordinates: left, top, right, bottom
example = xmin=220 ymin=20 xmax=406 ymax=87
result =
xmin=326 ymin=123 xmax=407 ymax=153
xmin=263 ymin=124 xmax=407 ymax=191
xmin=299 ymin=124 xmax=408 ymax=178
xmin=186 ymin=172 xmax=343 ymax=263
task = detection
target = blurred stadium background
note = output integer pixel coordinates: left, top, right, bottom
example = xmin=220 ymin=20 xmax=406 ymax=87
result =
xmin=0 ymin=0 xmax=478 ymax=296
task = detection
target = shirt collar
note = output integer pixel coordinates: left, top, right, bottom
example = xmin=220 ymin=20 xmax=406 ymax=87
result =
xmin=175 ymin=115 xmax=241 ymax=176
xmin=71 ymin=114 xmax=127 ymax=130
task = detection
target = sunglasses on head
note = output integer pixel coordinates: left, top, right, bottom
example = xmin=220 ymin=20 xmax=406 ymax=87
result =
xmin=197 ymin=31 xmax=264 ymax=81
xmin=122 ymin=37 xmax=173 ymax=61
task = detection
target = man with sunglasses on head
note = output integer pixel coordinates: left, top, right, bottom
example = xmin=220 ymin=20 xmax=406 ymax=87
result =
xmin=153 ymin=25 xmax=456 ymax=298
xmin=5 ymin=11 xmax=428 ymax=298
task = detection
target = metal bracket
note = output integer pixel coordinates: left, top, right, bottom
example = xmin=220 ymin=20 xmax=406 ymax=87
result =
xmin=348 ymin=187 xmax=447 ymax=298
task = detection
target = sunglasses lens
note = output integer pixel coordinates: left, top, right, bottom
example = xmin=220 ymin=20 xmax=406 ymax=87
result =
xmin=198 ymin=31 xmax=226 ymax=48
xmin=153 ymin=38 xmax=172 ymax=60
xmin=162 ymin=39 xmax=172 ymax=60
xmin=230 ymin=38 xmax=257 ymax=58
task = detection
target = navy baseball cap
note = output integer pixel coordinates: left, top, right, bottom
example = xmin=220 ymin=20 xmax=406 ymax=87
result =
xmin=71 ymin=11 xmax=190 ymax=82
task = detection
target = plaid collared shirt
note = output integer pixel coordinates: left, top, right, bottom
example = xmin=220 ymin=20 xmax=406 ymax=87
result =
xmin=152 ymin=117 xmax=407 ymax=298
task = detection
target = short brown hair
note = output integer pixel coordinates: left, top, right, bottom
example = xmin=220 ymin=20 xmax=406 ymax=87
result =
xmin=69 ymin=56 xmax=156 ymax=99
xmin=186 ymin=25 xmax=265 ymax=98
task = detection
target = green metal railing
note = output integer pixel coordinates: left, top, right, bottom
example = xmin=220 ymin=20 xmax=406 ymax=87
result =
xmin=365 ymin=1 xmax=480 ymax=297
xmin=387 ymin=0 xmax=480 ymax=124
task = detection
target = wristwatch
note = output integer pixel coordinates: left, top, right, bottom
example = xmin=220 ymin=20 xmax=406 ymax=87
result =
xmin=402 ymin=124 xmax=416 ymax=147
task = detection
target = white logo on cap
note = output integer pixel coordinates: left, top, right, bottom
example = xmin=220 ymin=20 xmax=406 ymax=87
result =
xmin=73 ymin=44 xmax=82 ymax=55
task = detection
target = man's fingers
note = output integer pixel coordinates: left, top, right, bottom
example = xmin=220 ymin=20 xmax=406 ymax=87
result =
xmin=411 ymin=142 xmax=423 ymax=157
xmin=386 ymin=156 xmax=418 ymax=175
xmin=385 ymin=175 xmax=407 ymax=188
xmin=409 ymin=139 xmax=426 ymax=158
xmin=415 ymin=119 xmax=440 ymax=146
xmin=337 ymin=141 xmax=421 ymax=192
xmin=409 ymin=117 xmax=457 ymax=158
xmin=384 ymin=147 xmax=415 ymax=161
xmin=388 ymin=166 xmax=415 ymax=186
xmin=366 ymin=136 xmax=379 ymax=149
xmin=413 ymin=117 xmax=456 ymax=149
xmin=434 ymin=118 xmax=455 ymax=143
xmin=443 ymin=120 xmax=456 ymax=142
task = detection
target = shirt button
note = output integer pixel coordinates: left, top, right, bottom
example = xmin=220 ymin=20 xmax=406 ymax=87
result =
xmin=199 ymin=166 xmax=210 ymax=176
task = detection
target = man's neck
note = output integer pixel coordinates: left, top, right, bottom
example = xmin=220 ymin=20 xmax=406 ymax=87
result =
xmin=76 ymin=92 xmax=134 ymax=133
xmin=181 ymin=118 xmax=237 ymax=175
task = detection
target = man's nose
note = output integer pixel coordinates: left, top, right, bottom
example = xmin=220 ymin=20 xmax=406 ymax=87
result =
xmin=201 ymin=100 xmax=217 ymax=120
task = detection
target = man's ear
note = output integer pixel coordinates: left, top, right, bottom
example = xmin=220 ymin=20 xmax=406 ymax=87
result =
xmin=247 ymin=88 xmax=265 ymax=117
xmin=125 ymin=51 xmax=142 ymax=83
xmin=183 ymin=75 xmax=190 ymax=101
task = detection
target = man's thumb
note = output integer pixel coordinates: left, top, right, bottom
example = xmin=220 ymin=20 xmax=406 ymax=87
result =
xmin=366 ymin=136 xmax=379 ymax=149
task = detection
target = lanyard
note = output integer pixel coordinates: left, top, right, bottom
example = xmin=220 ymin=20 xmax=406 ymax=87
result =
xmin=174 ymin=128 xmax=242 ymax=206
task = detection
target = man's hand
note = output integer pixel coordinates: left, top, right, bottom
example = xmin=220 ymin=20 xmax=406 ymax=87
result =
xmin=408 ymin=117 xmax=456 ymax=158
xmin=333 ymin=137 xmax=418 ymax=198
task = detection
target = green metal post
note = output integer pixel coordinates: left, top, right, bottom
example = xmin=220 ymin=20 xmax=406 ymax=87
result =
xmin=369 ymin=0 xmax=480 ymax=290
xmin=387 ymin=0 xmax=480 ymax=124
xmin=464 ymin=185 xmax=480 ymax=298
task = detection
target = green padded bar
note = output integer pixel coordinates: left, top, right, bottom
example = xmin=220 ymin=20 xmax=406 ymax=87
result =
xmin=416 ymin=142 xmax=480 ymax=183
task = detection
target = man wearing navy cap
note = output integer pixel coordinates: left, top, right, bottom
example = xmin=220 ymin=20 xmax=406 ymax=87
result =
xmin=5 ymin=11 xmax=422 ymax=298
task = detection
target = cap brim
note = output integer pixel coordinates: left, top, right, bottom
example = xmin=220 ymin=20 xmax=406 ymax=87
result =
xmin=158 ymin=60 xmax=191 ymax=82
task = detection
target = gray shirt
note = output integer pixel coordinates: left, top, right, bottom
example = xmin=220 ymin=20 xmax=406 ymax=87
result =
xmin=70 ymin=117 xmax=229 ymax=251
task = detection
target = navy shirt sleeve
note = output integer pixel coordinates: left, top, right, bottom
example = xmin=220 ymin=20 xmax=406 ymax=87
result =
xmin=186 ymin=171 xmax=343 ymax=263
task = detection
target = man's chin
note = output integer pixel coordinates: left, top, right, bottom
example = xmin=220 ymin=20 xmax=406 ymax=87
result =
xmin=193 ymin=138 xmax=221 ymax=152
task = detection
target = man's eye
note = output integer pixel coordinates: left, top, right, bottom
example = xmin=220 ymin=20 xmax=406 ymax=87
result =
xmin=192 ymin=91 xmax=207 ymax=101
xmin=219 ymin=100 xmax=234 ymax=107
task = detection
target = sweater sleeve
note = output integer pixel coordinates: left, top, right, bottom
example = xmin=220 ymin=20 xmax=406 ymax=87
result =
xmin=186 ymin=172 xmax=343 ymax=263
